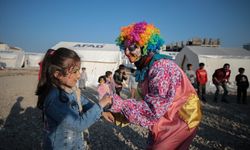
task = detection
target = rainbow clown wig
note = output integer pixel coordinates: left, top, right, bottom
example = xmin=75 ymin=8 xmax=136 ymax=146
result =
xmin=116 ymin=21 xmax=165 ymax=56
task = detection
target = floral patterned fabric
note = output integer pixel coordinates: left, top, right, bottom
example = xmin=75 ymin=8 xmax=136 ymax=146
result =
xmin=110 ymin=59 xmax=183 ymax=128
xmin=110 ymin=58 xmax=202 ymax=149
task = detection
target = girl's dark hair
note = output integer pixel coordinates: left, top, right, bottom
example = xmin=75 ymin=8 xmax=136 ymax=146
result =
xmin=98 ymin=75 xmax=106 ymax=83
xmin=36 ymin=47 xmax=80 ymax=110
xmin=105 ymin=71 xmax=112 ymax=77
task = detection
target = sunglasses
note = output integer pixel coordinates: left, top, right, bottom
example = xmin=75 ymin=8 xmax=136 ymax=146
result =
xmin=127 ymin=44 xmax=138 ymax=52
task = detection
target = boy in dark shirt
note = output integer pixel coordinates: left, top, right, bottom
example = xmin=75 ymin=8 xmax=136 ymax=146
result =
xmin=235 ymin=67 xmax=249 ymax=104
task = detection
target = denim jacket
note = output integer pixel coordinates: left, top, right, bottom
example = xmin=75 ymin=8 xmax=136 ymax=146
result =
xmin=42 ymin=87 xmax=102 ymax=150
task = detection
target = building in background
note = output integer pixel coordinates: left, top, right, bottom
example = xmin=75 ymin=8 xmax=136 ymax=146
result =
xmin=162 ymin=37 xmax=221 ymax=60
xmin=243 ymin=43 xmax=250 ymax=51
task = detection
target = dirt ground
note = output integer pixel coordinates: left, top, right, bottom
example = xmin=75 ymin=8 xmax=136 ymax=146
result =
xmin=0 ymin=69 xmax=250 ymax=150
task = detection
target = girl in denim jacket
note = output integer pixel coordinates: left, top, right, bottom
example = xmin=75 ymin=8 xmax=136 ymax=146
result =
xmin=36 ymin=48 xmax=113 ymax=150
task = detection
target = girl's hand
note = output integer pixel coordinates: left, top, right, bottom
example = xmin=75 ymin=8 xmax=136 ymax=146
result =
xmin=99 ymin=95 xmax=112 ymax=108
xmin=102 ymin=112 xmax=114 ymax=123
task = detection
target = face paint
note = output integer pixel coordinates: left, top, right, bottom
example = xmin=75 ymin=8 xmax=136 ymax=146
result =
xmin=125 ymin=47 xmax=141 ymax=63
xmin=128 ymin=44 xmax=138 ymax=52
xmin=60 ymin=63 xmax=81 ymax=88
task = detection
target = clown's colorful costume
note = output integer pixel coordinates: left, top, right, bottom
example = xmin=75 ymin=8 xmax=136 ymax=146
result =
xmin=111 ymin=22 xmax=202 ymax=149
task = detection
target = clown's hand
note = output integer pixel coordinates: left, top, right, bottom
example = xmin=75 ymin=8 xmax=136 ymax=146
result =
xmin=112 ymin=112 xmax=130 ymax=127
xmin=102 ymin=112 xmax=114 ymax=123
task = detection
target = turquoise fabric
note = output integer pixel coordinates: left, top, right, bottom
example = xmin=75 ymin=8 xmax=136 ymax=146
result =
xmin=135 ymin=54 xmax=172 ymax=82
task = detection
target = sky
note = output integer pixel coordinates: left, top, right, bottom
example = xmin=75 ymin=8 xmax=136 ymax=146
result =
xmin=0 ymin=0 xmax=250 ymax=52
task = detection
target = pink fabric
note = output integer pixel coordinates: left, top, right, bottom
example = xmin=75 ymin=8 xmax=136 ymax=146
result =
xmin=97 ymin=83 xmax=111 ymax=99
xmin=111 ymin=59 xmax=200 ymax=149
xmin=149 ymin=64 xmax=198 ymax=149
xmin=148 ymin=114 xmax=197 ymax=150
xmin=111 ymin=59 xmax=184 ymax=127
xmin=106 ymin=79 xmax=115 ymax=94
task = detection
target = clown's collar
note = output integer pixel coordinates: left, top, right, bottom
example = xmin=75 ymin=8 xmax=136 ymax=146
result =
xmin=134 ymin=53 xmax=172 ymax=82
xmin=134 ymin=52 xmax=154 ymax=70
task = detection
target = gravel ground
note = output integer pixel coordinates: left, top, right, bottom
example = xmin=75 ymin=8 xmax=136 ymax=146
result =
xmin=0 ymin=69 xmax=249 ymax=150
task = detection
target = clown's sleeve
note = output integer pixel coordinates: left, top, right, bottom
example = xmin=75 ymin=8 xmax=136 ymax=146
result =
xmin=110 ymin=60 xmax=183 ymax=128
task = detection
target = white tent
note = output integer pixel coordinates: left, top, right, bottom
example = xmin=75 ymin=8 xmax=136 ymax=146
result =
xmin=0 ymin=44 xmax=25 ymax=68
xmin=0 ymin=50 xmax=25 ymax=68
xmin=175 ymin=46 xmax=250 ymax=94
xmin=52 ymin=41 xmax=122 ymax=86
xmin=24 ymin=52 xmax=44 ymax=68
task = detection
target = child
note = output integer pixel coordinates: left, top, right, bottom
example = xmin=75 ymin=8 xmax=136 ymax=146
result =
xmin=97 ymin=75 xmax=127 ymax=127
xmin=128 ymin=68 xmax=138 ymax=98
xmin=36 ymin=48 xmax=113 ymax=149
xmin=113 ymin=64 xmax=127 ymax=96
xmin=105 ymin=71 xmax=115 ymax=94
xmin=79 ymin=67 xmax=88 ymax=90
xmin=196 ymin=63 xmax=208 ymax=102
xmin=185 ymin=63 xmax=197 ymax=89
xmin=235 ymin=67 xmax=249 ymax=104
xmin=97 ymin=75 xmax=111 ymax=99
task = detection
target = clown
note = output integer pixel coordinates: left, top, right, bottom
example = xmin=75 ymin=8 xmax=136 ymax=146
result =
xmin=109 ymin=21 xmax=202 ymax=149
